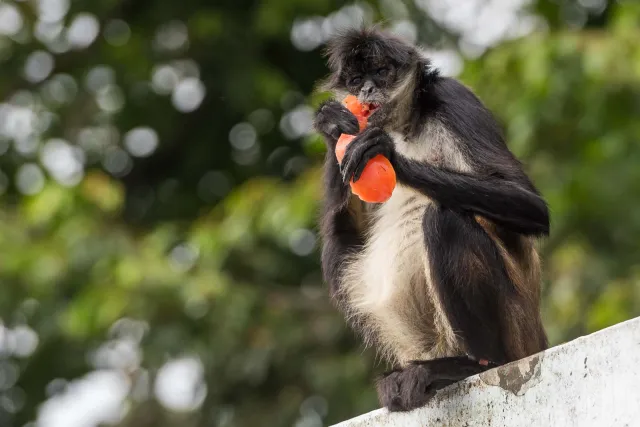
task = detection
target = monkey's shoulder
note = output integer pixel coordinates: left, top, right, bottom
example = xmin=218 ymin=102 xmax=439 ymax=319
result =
xmin=387 ymin=124 xmax=473 ymax=173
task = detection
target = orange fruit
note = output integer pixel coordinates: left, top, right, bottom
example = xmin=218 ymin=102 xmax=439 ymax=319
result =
xmin=335 ymin=134 xmax=353 ymax=164
xmin=351 ymin=155 xmax=396 ymax=203
xmin=343 ymin=95 xmax=369 ymax=131
xmin=334 ymin=96 xmax=396 ymax=203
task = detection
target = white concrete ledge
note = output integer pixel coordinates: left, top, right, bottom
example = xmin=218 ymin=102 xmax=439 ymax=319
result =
xmin=332 ymin=316 xmax=640 ymax=427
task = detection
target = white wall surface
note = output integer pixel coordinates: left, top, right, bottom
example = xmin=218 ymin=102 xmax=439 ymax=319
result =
xmin=332 ymin=316 xmax=640 ymax=427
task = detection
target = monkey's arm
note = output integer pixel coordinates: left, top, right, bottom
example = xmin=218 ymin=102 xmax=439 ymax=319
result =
xmin=408 ymin=77 xmax=550 ymax=236
xmin=341 ymin=75 xmax=549 ymax=236
xmin=393 ymin=156 xmax=549 ymax=236
xmin=339 ymin=126 xmax=549 ymax=236
xmin=314 ymin=101 xmax=364 ymax=297
xmin=320 ymin=151 xmax=364 ymax=295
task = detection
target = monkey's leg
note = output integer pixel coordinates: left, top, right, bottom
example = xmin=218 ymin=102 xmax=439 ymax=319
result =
xmin=423 ymin=206 xmax=547 ymax=363
xmin=377 ymin=205 xmax=547 ymax=412
xmin=423 ymin=205 xmax=514 ymax=363
xmin=319 ymin=152 xmax=364 ymax=298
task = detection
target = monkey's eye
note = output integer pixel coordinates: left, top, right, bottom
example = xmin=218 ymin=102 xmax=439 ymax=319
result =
xmin=377 ymin=67 xmax=389 ymax=77
xmin=349 ymin=76 xmax=362 ymax=86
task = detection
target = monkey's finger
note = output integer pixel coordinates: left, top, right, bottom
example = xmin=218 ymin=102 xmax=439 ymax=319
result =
xmin=338 ymin=115 xmax=360 ymax=135
xmin=314 ymin=113 xmax=341 ymax=140
xmin=340 ymin=164 xmax=349 ymax=184
xmin=332 ymin=113 xmax=359 ymax=136
xmin=340 ymin=141 xmax=365 ymax=182
xmin=340 ymin=157 xmax=355 ymax=184
xmin=352 ymin=144 xmax=383 ymax=182
xmin=343 ymin=126 xmax=376 ymax=155
xmin=325 ymin=124 xmax=342 ymax=141
xmin=352 ymin=136 xmax=391 ymax=181
xmin=341 ymin=135 xmax=360 ymax=161
xmin=340 ymin=152 xmax=362 ymax=184
xmin=352 ymin=162 xmax=366 ymax=183
xmin=318 ymin=101 xmax=359 ymax=134
xmin=343 ymin=141 xmax=377 ymax=183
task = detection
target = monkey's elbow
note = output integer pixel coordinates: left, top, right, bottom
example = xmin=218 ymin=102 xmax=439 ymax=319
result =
xmin=533 ymin=202 xmax=550 ymax=236
xmin=516 ymin=197 xmax=549 ymax=236
xmin=518 ymin=218 xmax=549 ymax=237
xmin=537 ymin=218 xmax=550 ymax=237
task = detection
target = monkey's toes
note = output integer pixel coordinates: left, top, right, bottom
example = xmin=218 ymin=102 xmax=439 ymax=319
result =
xmin=376 ymin=365 xmax=438 ymax=412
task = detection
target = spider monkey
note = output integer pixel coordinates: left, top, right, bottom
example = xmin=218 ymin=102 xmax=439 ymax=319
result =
xmin=313 ymin=27 xmax=549 ymax=412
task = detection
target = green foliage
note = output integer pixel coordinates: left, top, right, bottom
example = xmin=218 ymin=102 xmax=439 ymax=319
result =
xmin=0 ymin=1 xmax=639 ymax=427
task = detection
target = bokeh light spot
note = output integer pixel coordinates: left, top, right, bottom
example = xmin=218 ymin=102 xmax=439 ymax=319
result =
xmin=67 ymin=13 xmax=100 ymax=49
xmin=124 ymin=127 xmax=159 ymax=157
xmin=16 ymin=163 xmax=45 ymax=195
xmin=171 ymin=77 xmax=205 ymax=112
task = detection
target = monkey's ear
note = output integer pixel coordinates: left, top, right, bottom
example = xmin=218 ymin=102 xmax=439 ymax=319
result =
xmin=318 ymin=44 xmax=344 ymax=93
xmin=318 ymin=71 xmax=342 ymax=93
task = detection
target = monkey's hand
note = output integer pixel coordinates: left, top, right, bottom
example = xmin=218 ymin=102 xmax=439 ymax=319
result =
xmin=341 ymin=127 xmax=394 ymax=184
xmin=314 ymin=100 xmax=360 ymax=144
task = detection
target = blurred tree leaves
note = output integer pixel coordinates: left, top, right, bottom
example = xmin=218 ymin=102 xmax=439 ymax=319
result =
xmin=0 ymin=1 xmax=640 ymax=427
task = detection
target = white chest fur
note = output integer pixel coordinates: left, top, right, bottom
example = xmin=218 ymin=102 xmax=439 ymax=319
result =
xmin=388 ymin=122 xmax=471 ymax=172
xmin=350 ymin=123 xmax=467 ymax=310
xmin=338 ymin=123 xmax=468 ymax=364
xmin=353 ymin=186 xmax=429 ymax=310
xmin=341 ymin=184 xmax=436 ymax=364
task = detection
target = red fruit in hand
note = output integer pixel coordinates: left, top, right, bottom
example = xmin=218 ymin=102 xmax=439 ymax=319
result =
xmin=334 ymin=96 xmax=396 ymax=203
xmin=335 ymin=133 xmax=396 ymax=204
xmin=343 ymin=95 xmax=370 ymax=131
xmin=350 ymin=155 xmax=396 ymax=203
xmin=335 ymin=134 xmax=353 ymax=164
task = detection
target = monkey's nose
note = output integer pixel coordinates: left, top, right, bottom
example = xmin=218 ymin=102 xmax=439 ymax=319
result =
xmin=361 ymin=85 xmax=375 ymax=97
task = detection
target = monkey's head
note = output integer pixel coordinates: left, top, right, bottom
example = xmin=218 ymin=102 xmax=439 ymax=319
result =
xmin=322 ymin=27 xmax=418 ymax=108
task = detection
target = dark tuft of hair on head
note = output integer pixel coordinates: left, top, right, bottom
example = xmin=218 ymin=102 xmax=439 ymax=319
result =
xmin=318 ymin=26 xmax=419 ymax=93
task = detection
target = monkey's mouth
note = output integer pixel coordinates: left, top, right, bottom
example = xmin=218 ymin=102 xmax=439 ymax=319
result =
xmin=362 ymin=102 xmax=380 ymax=117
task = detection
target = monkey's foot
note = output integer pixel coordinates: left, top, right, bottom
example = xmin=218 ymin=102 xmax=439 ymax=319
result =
xmin=376 ymin=357 xmax=491 ymax=412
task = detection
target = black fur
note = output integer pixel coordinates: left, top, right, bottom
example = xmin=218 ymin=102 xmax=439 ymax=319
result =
xmin=423 ymin=205 xmax=513 ymax=364
xmin=407 ymin=60 xmax=441 ymax=137
xmin=314 ymin=100 xmax=360 ymax=145
xmin=314 ymin=100 xmax=363 ymax=299
xmin=315 ymin=27 xmax=550 ymax=413
xmin=320 ymin=204 xmax=362 ymax=299
xmin=323 ymin=27 xmax=416 ymax=94
xmin=433 ymin=77 xmax=543 ymax=196
xmin=392 ymin=153 xmax=549 ymax=236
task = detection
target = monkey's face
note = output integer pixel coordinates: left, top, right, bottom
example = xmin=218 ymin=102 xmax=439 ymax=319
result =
xmin=342 ymin=59 xmax=399 ymax=106
xmin=324 ymin=28 xmax=416 ymax=107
